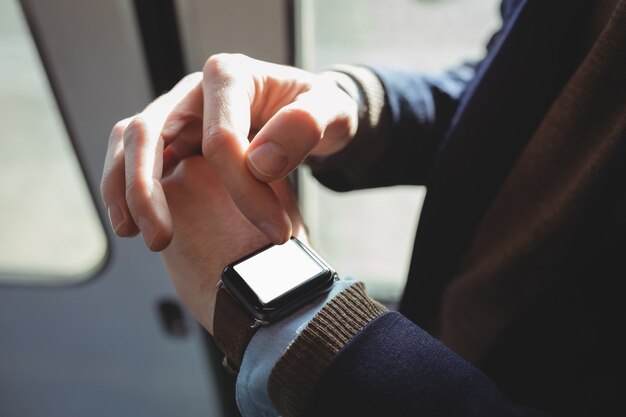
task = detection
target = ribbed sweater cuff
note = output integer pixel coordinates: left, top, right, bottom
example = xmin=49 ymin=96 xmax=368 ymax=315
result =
xmin=323 ymin=64 xmax=386 ymax=131
xmin=268 ymin=281 xmax=388 ymax=417
xmin=307 ymin=65 xmax=390 ymax=183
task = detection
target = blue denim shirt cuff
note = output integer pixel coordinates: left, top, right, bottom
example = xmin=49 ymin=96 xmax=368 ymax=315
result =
xmin=235 ymin=277 xmax=359 ymax=417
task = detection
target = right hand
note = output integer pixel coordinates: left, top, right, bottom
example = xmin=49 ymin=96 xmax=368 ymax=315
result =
xmin=100 ymin=53 xmax=358 ymax=251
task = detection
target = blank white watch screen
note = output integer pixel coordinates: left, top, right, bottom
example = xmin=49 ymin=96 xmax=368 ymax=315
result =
xmin=233 ymin=239 xmax=325 ymax=304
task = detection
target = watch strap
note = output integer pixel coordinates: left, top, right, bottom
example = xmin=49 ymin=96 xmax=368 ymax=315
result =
xmin=213 ymin=281 xmax=261 ymax=374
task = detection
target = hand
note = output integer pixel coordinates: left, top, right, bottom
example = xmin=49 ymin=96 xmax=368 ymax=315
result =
xmin=158 ymin=156 xmax=307 ymax=335
xmin=100 ymin=53 xmax=358 ymax=251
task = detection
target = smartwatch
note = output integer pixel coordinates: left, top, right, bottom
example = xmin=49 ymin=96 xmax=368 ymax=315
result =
xmin=213 ymin=236 xmax=337 ymax=373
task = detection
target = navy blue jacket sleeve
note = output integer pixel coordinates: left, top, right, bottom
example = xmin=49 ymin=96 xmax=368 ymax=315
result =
xmin=366 ymin=63 xmax=476 ymax=187
xmin=310 ymin=0 xmax=523 ymax=190
xmin=304 ymin=312 xmax=549 ymax=417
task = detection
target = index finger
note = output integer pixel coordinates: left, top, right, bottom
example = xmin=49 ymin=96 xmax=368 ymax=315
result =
xmin=201 ymin=54 xmax=291 ymax=244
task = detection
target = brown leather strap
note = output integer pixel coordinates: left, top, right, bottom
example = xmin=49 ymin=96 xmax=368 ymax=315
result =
xmin=213 ymin=282 xmax=260 ymax=374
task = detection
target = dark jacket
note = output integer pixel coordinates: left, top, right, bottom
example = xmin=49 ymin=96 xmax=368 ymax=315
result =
xmin=306 ymin=0 xmax=626 ymax=416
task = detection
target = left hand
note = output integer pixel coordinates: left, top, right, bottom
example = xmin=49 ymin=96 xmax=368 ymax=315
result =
xmin=159 ymin=156 xmax=307 ymax=335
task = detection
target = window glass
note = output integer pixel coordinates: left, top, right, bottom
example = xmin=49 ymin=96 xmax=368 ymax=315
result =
xmin=297 ymin=0 xmax=501 ymax=303
xmin=0 ymin=0 xmax=107 ymax=284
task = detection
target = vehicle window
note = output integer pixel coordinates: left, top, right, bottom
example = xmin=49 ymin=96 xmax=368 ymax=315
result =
xmin=0 ymin=0 xmax=107 ymax=284
xmin=296 ymin=0 xmax=501 ymax=303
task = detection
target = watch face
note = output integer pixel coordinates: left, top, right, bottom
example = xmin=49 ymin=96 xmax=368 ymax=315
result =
xmin=222 ymin=237 xmax=335 ymax=322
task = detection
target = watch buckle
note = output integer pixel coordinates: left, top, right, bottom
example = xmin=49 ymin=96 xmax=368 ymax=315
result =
xmin=222 ymin=355 xmax=240 ymax=377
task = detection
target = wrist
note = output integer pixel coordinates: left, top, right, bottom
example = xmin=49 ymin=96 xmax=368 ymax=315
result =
xmin=268 ymin=280 xmax=388 ymax=417
xmin=235 ymin=277 xmax=359 ymax=417
xmin=320 ymin=70 xmax=367 ymax=122
xmin=316 ymin=70 xmax=364 ymax=147
xmin=305 ymin=65 xmax=390 ymax=186
xmin=212 ymin=237 xmax=337 ymax=373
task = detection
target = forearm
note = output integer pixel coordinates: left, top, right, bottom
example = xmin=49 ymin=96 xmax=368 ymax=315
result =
xmin=269 ymin=298 xmax=550 ymax=417
xmin=268 ymin=281 xmax=388 ymax=417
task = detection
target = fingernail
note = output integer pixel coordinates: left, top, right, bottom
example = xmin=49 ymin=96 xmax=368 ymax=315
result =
xmin=258 ymin=222 xmax=285 ymax=244
xmin=248 ymin=142 xmax=289 ymax=178
xmin=107 ymin=203 xmax=124 ymax=233
xmin=138 ymin=216 xmax=157 ymax=248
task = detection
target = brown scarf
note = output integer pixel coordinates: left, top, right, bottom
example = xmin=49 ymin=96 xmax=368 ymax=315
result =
xmin=438 ymin=0 xmax=626 ymax=361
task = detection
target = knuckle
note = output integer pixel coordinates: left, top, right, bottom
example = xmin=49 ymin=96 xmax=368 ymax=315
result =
xmin=203 ymin=54 xmax=233 ymax=79
xmin=123 ymin=117 xmax=148 ymax=147
xmin=202 ymin=125 xmax=237 ymax=159
xmin=108 ymin=119 xmax=130 ymax=146
xmin=110 ymin=120 xmax=127 ymax=139
xmin=203 ymin=53 xmax=249 ymax=83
